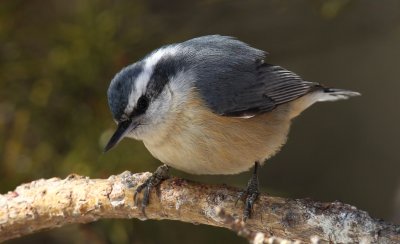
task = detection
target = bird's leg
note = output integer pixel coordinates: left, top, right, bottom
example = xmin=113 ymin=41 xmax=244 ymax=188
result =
xmin=237 ymin=162 xmax=260 ymax=221
xmin=134 ymin=164 xmax=170 ymax=215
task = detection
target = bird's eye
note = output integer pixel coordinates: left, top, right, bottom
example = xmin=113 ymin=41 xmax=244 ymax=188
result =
xmin=136 ymin=95 xmax=149 ymax=114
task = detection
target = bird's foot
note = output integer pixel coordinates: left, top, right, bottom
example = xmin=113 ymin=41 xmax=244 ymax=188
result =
xmin=236 ymin=162 xmax=260 ymax=221
xmin=134 ymin=164 xmax=170 ymax=216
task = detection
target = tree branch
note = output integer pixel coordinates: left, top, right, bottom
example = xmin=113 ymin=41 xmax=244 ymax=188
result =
xmin=0 ymin=171 xmax=399 ymax=243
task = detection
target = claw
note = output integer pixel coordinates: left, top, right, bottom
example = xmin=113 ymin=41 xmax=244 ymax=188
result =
xmin=243 ymin=190 xmax=259 ymax=221
xmin=133 ymin=165 xmax=170 ymax=215
xmin=238 ymin=162 xmax=260 ymax=221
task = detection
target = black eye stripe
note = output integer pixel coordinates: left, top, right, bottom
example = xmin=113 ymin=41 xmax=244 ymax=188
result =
xmin=135 ymin=95 xmax=149 ymax=115
xmin=146 ymin=55 xmax=184 ymax=99
xmin=121 ymin=54 xmax=184 ymax=121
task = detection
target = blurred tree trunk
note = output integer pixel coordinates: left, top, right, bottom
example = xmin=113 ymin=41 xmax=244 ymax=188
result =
xmin=0 ymin=171 xmax=399 ymax=243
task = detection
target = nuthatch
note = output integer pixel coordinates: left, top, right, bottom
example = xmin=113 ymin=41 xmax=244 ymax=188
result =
xmin=104 ymin=35 xmax=360 ymax=219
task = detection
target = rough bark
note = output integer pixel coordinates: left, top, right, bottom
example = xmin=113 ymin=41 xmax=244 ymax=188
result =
xmin=0 ymin=171 xmax=399 ymax=243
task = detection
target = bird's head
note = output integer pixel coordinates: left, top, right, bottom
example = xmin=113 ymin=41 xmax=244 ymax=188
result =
xmin=104 ymin=45 xmax=194 ymax=152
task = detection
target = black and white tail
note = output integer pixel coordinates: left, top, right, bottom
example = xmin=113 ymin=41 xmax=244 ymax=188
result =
xmin=288 ymin=86 xmax=360 ymax=119
xmin=317 ymin=88 xmax=361 ymax=102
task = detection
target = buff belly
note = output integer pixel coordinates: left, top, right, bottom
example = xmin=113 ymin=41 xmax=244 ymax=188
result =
xmin=142 ymin=99 xmax=292 ymax=175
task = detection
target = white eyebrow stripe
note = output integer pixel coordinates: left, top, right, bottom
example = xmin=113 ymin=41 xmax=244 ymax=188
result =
xmin=125 ymin=45 xmax=179 ymax=114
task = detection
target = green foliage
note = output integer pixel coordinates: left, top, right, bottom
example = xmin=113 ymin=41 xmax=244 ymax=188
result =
xmin=0 ymin=1 xmax=154 ymax=186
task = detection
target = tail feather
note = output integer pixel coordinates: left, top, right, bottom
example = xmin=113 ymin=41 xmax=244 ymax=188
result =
xmin=317 ymin=88 xmax=361 ymax=102
xmin=288 ymin=86 xmax=360 ymax=119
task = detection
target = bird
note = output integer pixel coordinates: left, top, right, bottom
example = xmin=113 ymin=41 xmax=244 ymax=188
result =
xmin=104 ymin=35 xmax=360 ymax=220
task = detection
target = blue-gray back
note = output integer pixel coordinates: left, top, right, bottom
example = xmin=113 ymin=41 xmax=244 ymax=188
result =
xmin=179 ymin=35 xmax=317 ymax=117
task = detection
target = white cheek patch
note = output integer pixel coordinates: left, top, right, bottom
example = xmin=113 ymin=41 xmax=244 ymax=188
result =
xmin=128 ymin=70 xmax=195 ymax=141
xmin=125 ymin=45 xmax=179 ymax=115
xmin=146 ymin=71 xmax=194 ymax=123
xmin=167 ymin=71 xmax=195 ymax=105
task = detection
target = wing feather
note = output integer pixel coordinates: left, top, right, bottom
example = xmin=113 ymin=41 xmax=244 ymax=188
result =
xmin=182 ymin=35 xmax=318 ymax=117
xmin=218 ymin=63 xmax=317 ymax=117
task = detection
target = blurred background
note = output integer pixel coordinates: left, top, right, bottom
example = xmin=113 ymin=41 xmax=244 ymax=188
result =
xmin=1 ymin=0 xmax=399 ymax=243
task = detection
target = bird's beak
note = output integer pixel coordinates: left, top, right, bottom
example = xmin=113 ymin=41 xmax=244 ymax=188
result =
xmin=104 ymin=119 xmax=138 ymax=152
